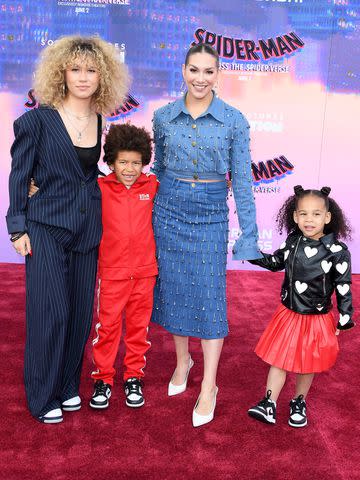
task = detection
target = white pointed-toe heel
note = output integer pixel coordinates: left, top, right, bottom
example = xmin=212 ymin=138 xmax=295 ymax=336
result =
xmin=168 ymin=357 xmax=194 ymax=396
xmin=192 ymin=386 xmax=218 ymax=427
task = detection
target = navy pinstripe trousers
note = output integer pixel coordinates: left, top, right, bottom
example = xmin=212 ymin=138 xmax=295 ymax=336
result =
xmin=25 ymin=221 xmax=98 ymax=418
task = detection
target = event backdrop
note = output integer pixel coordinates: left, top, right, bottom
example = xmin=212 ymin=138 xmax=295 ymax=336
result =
xmin=0 ymin=0 xmax=359 ymax=271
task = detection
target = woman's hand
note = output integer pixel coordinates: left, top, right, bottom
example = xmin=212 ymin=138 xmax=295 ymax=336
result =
xmin=13 ymin=234 xmax=32 ymax=256
xmin=28 ymin=178 xmax=39 ymax=198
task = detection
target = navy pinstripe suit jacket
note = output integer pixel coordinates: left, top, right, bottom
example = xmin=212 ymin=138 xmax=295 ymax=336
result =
xmin=6 ymin=106 xmax=102 ymax=252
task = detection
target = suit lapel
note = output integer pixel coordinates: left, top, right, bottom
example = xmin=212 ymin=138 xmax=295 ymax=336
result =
xmin=38 ymin=107 xmax=86 ymax=179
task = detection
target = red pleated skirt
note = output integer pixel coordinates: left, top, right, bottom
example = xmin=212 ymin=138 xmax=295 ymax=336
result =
xmin=255 ymin=304 xmax=339 ymax=374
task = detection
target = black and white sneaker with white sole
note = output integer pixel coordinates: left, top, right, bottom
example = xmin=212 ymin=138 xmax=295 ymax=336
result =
xmin=124 ymin=377 xmax=144 ymax=408
xmin=38 ymin=408 xmax=63 ymax=424
xmin=62 ymin=395 xmax=81 ymax=412
xmin=248 ymin=390 xmax=276 ymax=424
xmin=288 ymin=394 xmax=307 ymax=428
xmin=89 ymin=380 xmax=112 ymax=409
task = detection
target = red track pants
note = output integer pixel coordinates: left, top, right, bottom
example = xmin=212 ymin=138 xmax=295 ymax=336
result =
xmin=91 ymin=276 xmax=156 ymax=385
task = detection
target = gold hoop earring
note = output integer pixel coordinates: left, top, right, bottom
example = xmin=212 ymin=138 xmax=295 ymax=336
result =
xmin=62 ymin=84 xmax=67 ymax=97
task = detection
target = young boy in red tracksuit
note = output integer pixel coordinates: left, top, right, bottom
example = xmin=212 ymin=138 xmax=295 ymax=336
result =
xmin=90 ymin=124 xmax=158 ymax=409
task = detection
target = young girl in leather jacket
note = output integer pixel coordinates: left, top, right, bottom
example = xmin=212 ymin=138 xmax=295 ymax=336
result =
xmin=247 ymin=185 xmax=354 ymax=428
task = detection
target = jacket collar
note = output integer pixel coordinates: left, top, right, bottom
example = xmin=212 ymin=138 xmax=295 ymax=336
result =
xmin=103 ymin=172 xmax=148 ymax=187
xmin=168 ymin=93 xmax=225 ymax=123
xmin=320 ymin=232 xmax=336 ymax=246
xmin=297 ymin=232 xmax=336 ymax=245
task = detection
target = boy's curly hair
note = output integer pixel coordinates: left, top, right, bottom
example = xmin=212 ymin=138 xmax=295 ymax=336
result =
xmin=103 ymin=123 xmax=152 ymax=166
xmin=276 ymin=186 xmax=352 ymax=240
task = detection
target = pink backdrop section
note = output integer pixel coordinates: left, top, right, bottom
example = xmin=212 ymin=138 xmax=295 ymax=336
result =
xmin=0 ymin=94 xmax=25 ymax=264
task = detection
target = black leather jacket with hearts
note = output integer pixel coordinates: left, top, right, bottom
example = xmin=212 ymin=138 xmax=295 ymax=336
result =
xmin=250 ymin=232 xmax=354 ymax=330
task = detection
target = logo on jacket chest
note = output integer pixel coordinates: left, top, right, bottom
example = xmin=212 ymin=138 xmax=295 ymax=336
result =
xmin=139 ymin=193 xmax=150 ymax=201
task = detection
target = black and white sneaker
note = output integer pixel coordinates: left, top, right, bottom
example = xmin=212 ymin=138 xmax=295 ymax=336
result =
xmin=288 ymin=394 xmax=307 ymax=428
xmin=89 ymin=380 xmax=112 ymax=409
xmin=38 ymin=408 xmax=63 ymax=424
xmin=248 ymin=390 xmax=276 ymax=424
xmin=62 ymin=395 xmax=81 ymax=412
xmin=124 ymin=377 xmax=144 ymax=408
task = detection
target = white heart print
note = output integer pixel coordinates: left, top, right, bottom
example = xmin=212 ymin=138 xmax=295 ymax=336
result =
xmin=339 ymin=314 xmax=350 ymax=326
xmin=284 ymin=250 xmax=290 ymax=261
xmin=330 ymin=244 xmax=342 ymax=253
xmin=316 ymin=305 xmax=324 ymax=311
xmin=336 ymin=262 xmax=348 ymax=275
xmin=304 ymin=246 xmax=318 ymax=258
xmin=337 ymin=284 xmax=350 ymax=296
xmin=321 ymin=260 xmax=332 ymax=274
xmin=280 ymin=241 xmax=287 ymax=249
xmin=295 ymin=281 xmax=308 ymax=294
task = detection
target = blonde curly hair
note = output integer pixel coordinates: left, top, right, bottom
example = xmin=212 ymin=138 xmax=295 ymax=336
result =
xmin=33 ymin=35 xmax=129 ymax=115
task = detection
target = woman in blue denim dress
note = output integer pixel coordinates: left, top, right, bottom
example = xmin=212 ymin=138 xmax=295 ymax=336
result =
xmin=151 ymin=44 xmax=261 ymax=426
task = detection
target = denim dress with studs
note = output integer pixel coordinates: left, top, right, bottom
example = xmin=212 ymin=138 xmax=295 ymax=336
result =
xmin=151 ymin=94 xmax=261 ymax=339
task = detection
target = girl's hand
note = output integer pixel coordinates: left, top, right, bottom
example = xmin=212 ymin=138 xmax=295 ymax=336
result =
xmin=28 ymin=178 xmax=39 ymax=197
xmin=335 ymin=329 xmax=340 ymax=336
xmin=13 ymin=233 xmax=32 ymax=256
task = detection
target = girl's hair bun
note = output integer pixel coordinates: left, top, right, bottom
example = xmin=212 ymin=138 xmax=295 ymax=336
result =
xmin=320 ymin=186 xmax=331 ymax=196
xmin=293 ymin=185 xmax=304 ymax=196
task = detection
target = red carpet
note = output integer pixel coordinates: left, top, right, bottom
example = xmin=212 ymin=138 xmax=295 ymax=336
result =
xmin=1 ymin=264 xmax=359 ymax=480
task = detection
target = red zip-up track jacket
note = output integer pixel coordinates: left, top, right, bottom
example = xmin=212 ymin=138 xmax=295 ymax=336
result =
xmin=98 ymin=172 xmax=159 ymax=280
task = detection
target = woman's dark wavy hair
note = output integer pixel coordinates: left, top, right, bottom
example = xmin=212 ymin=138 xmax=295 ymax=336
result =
xmin=103 ymin=123 xmax=152 ymax=166
xmin=276 ymin=185 xmax=352 ymax=240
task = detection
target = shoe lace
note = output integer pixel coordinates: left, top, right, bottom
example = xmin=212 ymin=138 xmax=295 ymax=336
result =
xmin=95 ymin=380 xmax=109 ymax=396
xmin=126 ymin=378 xmax=144 ymax=394
xmin=258 ymin=389 xmax=274 ymax=408
xmin=291 ymin=395 xmax=305 ymax=415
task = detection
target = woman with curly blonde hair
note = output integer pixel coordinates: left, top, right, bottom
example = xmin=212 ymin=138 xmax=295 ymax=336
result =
xmin=34 ymin=35 xmax=128 ymax=114
xmin=6 ymin=35 xmax=129 ymax=423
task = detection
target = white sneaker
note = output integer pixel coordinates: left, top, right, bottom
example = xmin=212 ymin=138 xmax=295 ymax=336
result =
xmin=39 ymin=408 xmax=63 ymax=424
xmin=192 ymin=387 xmax=218 ymax=427
xmin=62 ymin=396 xmax=81 ymax=411
xmin=168 ymin=357 xmax=194 ymax=396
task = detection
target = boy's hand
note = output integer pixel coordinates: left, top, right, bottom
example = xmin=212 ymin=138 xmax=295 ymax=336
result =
xmin=335 ymin=329 xmax=340 ymax=336
xmin=28 ymin=178 xmax=39 ymax=198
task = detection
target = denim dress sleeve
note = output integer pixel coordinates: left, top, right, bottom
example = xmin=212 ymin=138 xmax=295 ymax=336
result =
xmin=151 ymin=109 xmax=166 ymax=181
xmin=230 ymin=112 xmax=261 ymax=261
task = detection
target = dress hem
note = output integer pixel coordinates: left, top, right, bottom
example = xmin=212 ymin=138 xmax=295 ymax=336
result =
xmin=255 ymin=351 xmax=338 ymax=374
xmin=152 ymin=320 xmax=228 ymax=340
